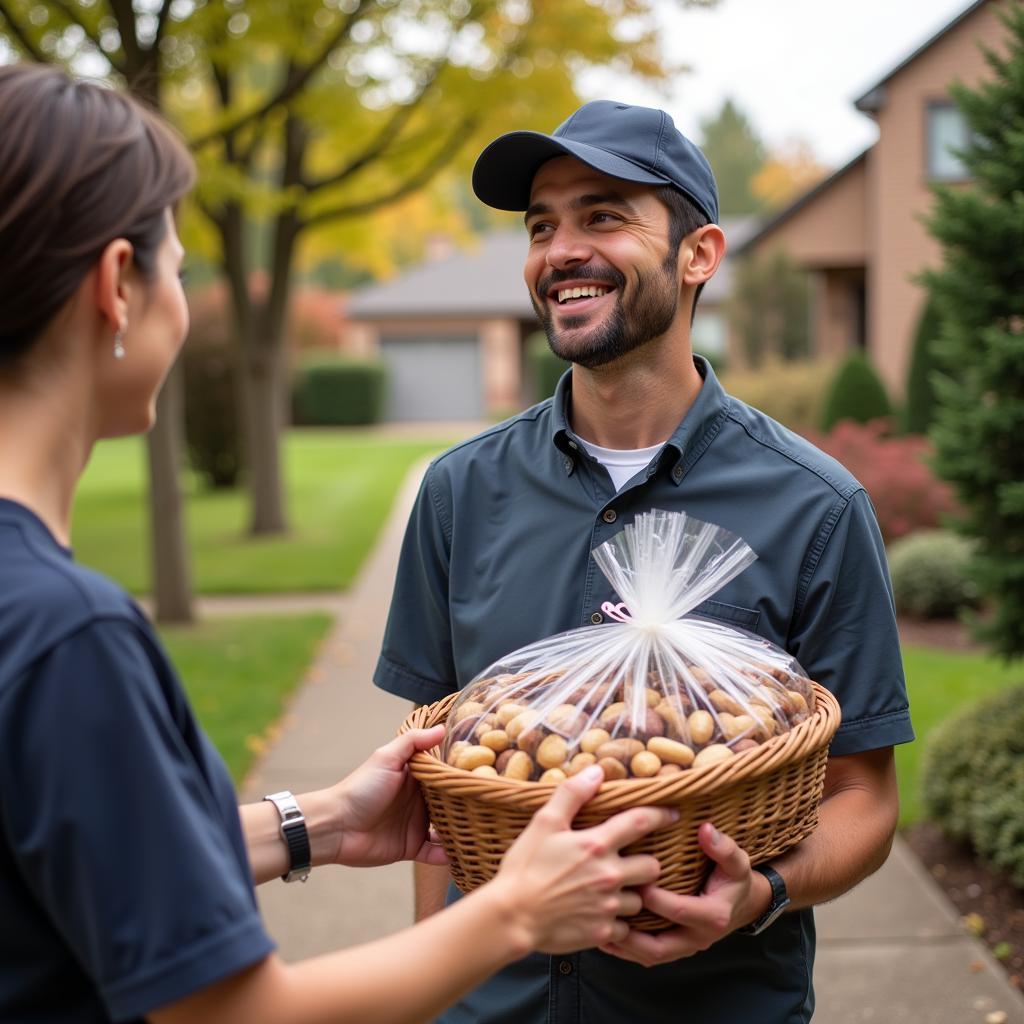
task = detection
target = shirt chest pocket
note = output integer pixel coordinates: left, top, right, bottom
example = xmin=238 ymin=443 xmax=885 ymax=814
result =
xmin=691 ymin=598 xmax=762 ymax=632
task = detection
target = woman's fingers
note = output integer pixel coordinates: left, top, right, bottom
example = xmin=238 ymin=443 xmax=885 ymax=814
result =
xmin=616 ymin=853 xmax=663 ymax=888
xmin=587 ymin=805 xmax=678 ymax=852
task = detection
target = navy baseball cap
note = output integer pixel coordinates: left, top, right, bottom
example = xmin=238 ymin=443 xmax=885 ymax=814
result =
xmin=472 ymin=100 xmax=718 ymax=223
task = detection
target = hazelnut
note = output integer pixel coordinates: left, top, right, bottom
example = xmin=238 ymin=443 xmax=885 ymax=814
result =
xmin=567 ymin=752 xmax=597 ymax=775
xmin=580 ymin=728 xmax=611 ymax=754
xmin=539 ymin=767 xmax=568 ymax=784
xmin=630 ymin=751 xmax=662 ymax=777
xmin=480 ymin=729 xmax=510 ymax=753
xmin=536 ymin=734 xmax=569 ymax=770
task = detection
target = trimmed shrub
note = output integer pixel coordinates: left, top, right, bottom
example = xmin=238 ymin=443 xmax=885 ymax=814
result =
xmin=528 ymin=332 xmax=570 ymax=402
xmin=820 ymin=353 xmax=892 ymax=431
xmin=902 ymin=297 xmax=942 ymax=436
xmin=720 ymin=358 xmax=835 ymax=435
xmin=806 ymin=420 xmax=959 ymax=542
xmin=887 ymin=530 xmax=979 ymax=618
xmin=292 ymin=358 xmax=386 ymax=426
xmin=922 ymin=684 xmax=1024 ymax=888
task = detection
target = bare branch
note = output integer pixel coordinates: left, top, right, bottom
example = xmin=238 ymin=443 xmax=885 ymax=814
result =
xmin=108 ymin=0 xmax=141 ymax=69
xmin=0 ymin=0 xmax=48 ymax=62
xmin=300 ymin=115 xmax=478 ymax=229
xmin=45 ymin=0 xmax=123 ymax=70
xmin=303 ymin=61 xmax=447 ymax=193
xmin=153 ymin=0 xmax=173 ymax=51
xmin=188 ymin=0 xmax=372 ymax=152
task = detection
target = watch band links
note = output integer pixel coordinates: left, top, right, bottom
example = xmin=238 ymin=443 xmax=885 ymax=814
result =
xmin=263 ymin=790 xmax=312 ymax=883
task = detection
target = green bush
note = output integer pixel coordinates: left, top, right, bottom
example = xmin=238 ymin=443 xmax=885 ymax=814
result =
xmin=719 ymin=358 xmax=836 ymax=435
xmin=887 ymin=530 xmax=979 ymax=618
xmin=820 ymin=353 xmax=892 ymax=431
xmin=902 ymin=297 xmax=941 ymax=436
xmin=922 ymin=684 xmax=1024 ymax=888
xmin=292 ymin=358 xmax=386 ymax=426
xmin=528 ymin=332 xmax=570 ymax=402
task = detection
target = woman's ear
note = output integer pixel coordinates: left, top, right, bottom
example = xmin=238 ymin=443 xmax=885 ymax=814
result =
xmin=681 ymin=224 xmax=727 ymax=287
xmin=94 ymin=239 xmax=134 ymax=334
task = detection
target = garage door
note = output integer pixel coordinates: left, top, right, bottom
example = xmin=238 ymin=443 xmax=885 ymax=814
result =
xmin=379 ymin=333 xmax=483 ymax=421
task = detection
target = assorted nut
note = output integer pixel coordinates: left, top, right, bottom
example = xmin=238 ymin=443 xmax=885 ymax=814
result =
xmin=442 ymin=665 xmax=816 ymax=782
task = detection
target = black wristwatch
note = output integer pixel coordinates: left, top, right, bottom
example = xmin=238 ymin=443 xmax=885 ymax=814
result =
xmin=737 ymin=864 xmax=790 ymax=935
xmin=263 ymin=790 xmax=312 ymax=883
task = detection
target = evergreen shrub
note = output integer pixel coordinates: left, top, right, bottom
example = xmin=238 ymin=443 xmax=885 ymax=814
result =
xmin=902 ymin=297 xmax=942 ymax=436
xmin=292 ymin=358 xmax=386 ymax=426
xmin=528 ymin=332 xmax=570 ymax=402
xmin=820 ymin=353 xmax=892 ymax=431
xmin=922 ymin=684 xmax=1024 ymax=889
xmin=887 ymin=530 xmax=979 ymax=618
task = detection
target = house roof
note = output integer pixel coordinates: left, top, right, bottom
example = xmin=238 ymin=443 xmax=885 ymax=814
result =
xmin=854 ymin=0 xmax=989 ymax=112
xmin=348 ymin=218 xmax=759 ymax=321
xmin=734 ymin=149 xmax=870 ymax=255
xmin=347 ymin=232 xmax=535 ymax=320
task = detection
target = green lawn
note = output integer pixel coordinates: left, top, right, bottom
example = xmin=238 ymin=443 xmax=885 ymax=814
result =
xmin=162 ymin=613 xmax=333 ymax=783
xmin=73 ymin=429 xmax=456 ymax=594
xmin=898 ymin=644 xmax=1022 ymax=825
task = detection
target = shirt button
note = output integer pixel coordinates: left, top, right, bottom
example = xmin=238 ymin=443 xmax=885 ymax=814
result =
xmin=568 ymin=440 xmax=578 ymax=449
xmin=590 ymin=611 xmax=603 ymax=624
xmin=602 ymin=508 xmax=617 ymax=524
xmin=558 ymin=959 xmax=573 ymax=975
xmin=564 ymin=458 xmax=573 ymax=472
xmin=673 ymin=465 xmax=684 ymax=481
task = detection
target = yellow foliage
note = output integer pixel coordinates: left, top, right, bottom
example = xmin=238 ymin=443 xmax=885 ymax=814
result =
xmin=752 ymin=141 xmax=828 ymax=211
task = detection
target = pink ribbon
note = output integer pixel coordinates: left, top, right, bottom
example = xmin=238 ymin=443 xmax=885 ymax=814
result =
xmin=601 ymin=601 xmax=633 ymax=623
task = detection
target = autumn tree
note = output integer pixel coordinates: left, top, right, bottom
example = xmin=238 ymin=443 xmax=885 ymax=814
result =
xmin=752 ymin=139 xmax=826 ymax=211
xmin=1 ymin=0 xmax=718 ymax=537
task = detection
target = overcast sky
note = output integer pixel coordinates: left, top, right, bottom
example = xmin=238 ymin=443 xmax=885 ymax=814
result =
xmin=581 ymin=0 xmax=978 ymax=170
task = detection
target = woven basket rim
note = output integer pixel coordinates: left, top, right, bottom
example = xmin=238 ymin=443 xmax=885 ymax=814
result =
xmin=401 ymin=682 xmax=841 ymax=813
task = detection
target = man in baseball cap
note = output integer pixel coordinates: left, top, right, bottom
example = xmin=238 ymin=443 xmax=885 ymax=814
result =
xmin=374 ymin=100 xmax=910 ymax=1024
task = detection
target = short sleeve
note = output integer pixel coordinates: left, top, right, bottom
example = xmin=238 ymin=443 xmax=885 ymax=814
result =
xmin=374 ymin=465 xmax=458 ymax=704
xmin=788 ymin=489 xmax=914 ymax=757
xmin=0 ymin=620 xmax=274 ymax=1022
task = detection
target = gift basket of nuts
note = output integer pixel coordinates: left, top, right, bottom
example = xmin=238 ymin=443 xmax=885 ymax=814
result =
xmin=400 ymin=510 xmax=841 ymax=931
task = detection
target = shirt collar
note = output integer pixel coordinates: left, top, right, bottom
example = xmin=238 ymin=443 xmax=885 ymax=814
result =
xmin=551 ymin=355 xmax=731 ymax=484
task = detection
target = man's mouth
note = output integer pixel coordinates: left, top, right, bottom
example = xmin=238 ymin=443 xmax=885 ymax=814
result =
xmin=546 ymin=283 xmax=616 ymax=312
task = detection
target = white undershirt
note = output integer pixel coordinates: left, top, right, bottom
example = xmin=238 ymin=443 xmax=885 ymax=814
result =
xmin=576 ymin=437 xmax=664 ymax=491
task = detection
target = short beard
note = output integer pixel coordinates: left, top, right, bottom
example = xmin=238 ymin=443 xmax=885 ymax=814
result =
xmin=532 ymin=253 xmax=680 ymax=370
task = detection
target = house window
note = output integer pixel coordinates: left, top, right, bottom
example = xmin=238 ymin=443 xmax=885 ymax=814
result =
xmin=927 ymin=102 xmax=971 ymax=181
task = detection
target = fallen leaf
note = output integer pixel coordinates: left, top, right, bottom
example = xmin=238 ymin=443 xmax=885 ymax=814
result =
xmin=963 ymin=912 xmax=986 ymax=936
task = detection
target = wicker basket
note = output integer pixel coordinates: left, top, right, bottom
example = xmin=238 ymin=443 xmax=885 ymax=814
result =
xmin=400 ymin=683 xmax=841 ymax=931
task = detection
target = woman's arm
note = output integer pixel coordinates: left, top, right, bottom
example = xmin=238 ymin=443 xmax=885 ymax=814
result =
xmin=151 ymin=767 xmax=675 ymax=1024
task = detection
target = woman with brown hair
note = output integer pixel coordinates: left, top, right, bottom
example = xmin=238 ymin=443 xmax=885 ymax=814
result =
xmin=0 ymin=63 xmax=673 ymax=1024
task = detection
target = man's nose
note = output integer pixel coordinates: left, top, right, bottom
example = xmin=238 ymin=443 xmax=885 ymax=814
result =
xmin=545 ymin=223 xmax=593 ymax=270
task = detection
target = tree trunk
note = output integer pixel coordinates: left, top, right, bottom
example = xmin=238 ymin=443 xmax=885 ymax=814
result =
xmin=145 ymin=361 xmax=194 ymax=622
xmin=240 ymin=340 xmax=287 ymax=535
xmin=131 ymin=46 xmax=195 ymax=623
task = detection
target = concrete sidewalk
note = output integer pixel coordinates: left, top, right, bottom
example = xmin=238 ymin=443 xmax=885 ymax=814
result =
xmin=240 ymin=461 xmax=1024 ymax=1024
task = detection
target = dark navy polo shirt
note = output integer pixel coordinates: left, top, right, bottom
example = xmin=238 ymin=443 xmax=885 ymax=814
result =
xmin=375 ymin=358 xmax=913 ymax=1024
xmin=0 ymin=499 xmax=274 ymax=1023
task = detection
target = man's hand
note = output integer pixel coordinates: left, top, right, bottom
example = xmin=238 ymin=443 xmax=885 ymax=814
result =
xmin=599 ymin=822 xmax=768 ymax=967
xmin=325 ymin=726 xmax=450 ymax=869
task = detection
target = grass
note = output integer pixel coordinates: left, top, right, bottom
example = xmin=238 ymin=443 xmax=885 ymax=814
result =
xmin=161 ymin=613 xmax=333 ymax=783
xmin=73 ymin=429 xmax=457 ymax=594
xmin=898 ymin=644 xmax=1022 ymax=826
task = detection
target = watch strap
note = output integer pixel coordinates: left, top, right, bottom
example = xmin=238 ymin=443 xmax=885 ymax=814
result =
xmin=263 ymin=790 xmax=312 ymax=883
xmin=737 ymin=863 xmax=790 ymax=935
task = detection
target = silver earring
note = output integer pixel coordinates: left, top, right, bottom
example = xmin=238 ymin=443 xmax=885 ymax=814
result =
xmin=113 ymin=328 xmax=126 ymax=360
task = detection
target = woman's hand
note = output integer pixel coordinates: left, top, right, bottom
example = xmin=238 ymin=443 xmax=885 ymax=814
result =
xmin=488 ymin=765 xmax=678 ymax=954
xmin=325 ymin=726 xmax=449 ymax=868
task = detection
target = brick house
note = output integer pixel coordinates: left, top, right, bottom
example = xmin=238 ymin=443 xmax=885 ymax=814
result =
xmin=739 ymin=0 xmax=1008 ymax=397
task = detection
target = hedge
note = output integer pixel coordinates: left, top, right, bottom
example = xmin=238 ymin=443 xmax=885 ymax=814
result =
xmin=292 ymin=358 xmax=387 ymax=426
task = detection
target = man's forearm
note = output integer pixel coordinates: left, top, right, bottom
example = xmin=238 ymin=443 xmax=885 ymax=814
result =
xmin=415 ymin=861 xmax=453 ymax=921
xmin=770 ymin=748 xmax=899 ymax=911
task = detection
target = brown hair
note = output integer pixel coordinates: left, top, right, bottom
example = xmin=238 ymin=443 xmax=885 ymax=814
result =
xmin=0 ymin=64 xmax=196 ymax=366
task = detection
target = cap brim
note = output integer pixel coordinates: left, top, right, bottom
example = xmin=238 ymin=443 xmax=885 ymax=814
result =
xmin=472 ymin=132 xmax=669 ymax=211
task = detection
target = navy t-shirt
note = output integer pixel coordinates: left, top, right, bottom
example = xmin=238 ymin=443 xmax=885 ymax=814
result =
xmin=0 ymin=499 xmax=275 ymax=1022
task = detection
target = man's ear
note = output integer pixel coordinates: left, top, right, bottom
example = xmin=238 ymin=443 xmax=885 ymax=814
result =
xmin=681 ymin=224 xmax=726 ymax=287
xmin=94 ymin=239 xmax=134 ymax=333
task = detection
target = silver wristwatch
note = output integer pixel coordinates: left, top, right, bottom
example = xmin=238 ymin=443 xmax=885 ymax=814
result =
xmin=263 ymin=790 xmax=312 ymax=883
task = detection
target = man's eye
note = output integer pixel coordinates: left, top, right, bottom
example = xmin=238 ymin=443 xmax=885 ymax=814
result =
xmin=591 ymin=211 xmax=620 ymax=225
xmin=529 ymin=223 xmax=553 ymax=239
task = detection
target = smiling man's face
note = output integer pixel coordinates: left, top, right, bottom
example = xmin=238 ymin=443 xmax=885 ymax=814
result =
xmin=523 ymin=155 xmax=682 ymax=369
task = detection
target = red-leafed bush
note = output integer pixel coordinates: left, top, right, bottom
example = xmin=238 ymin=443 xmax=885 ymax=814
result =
xmin=805 ymin=419 xmax=960 ymax=542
